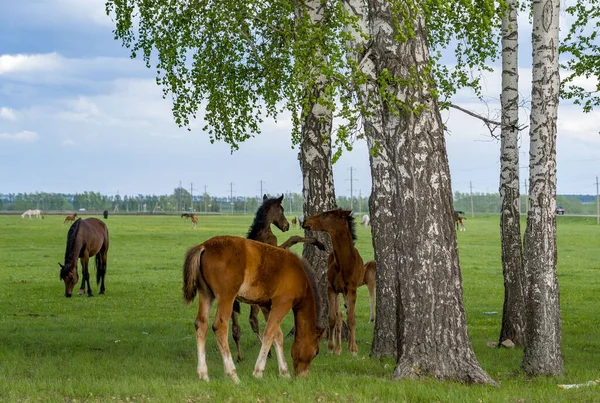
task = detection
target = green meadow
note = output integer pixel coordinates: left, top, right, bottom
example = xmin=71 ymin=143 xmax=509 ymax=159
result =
xmin=0 ymin=214 xmax=598 ymax=402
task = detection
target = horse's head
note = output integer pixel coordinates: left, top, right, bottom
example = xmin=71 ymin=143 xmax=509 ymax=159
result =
xmin=59 ymin=262 xmax=78 ymax=297
xmin=291 ymin=326 xmax=325 ymax=378
xmin=302 ymin=209 xmax=352 ymax=232
xmin=264 ymin=194 xmax=289 ymax=232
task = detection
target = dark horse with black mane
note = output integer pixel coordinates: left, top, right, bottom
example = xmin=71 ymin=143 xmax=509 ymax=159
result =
xmin=59 ymin=217 xmax=109 ymax=297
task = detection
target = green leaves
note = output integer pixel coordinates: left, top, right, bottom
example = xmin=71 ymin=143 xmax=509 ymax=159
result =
xmin=561 ymin=0 xmax=600 ymax=113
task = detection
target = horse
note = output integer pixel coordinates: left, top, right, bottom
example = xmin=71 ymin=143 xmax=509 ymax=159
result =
xmin=454 ymin=210 xmax=466 ymax=231
xmin=291 ymin=217 xmax=297 ymax=229
xmin=63 ymin=213 xmax=78 ymax=225
xmin=21 ymin=209 xmax=44 ymax=220
xmin=59 ymin=218 xmax=109 ymax=298
xmin=183 ymin=236 xmax=325 ymax=382
xmin=181 ymin=213 xmax=192 ymax=220
xmin=103 ymin=210 xmax=109 ymax=219
xmin=302 ymin=209 xmax=376 ymax=355
xmin=361 ymin=214 xmax=370 ymax=227
xmin=228 ymin=194 xmax=324 ymax=361
xmin=191 ymin=214 xmax=198 ymax=229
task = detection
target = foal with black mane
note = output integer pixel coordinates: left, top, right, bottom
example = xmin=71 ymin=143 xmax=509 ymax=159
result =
xmin=183 ymin=236 xmax=325 ymax=382
xmin=303 ymin=209 xmax=376 ymax=355
xmin=59 ymin=217 xmax=109 ymax=297
xmin=229 ymin=194 xmax=324 ymax=361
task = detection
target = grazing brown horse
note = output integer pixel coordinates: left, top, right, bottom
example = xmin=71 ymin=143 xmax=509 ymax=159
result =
xmin=302 ymin=209 xmax=376 ymax=355
xmin=229 ymin=194 xmax=324 ymax=361
xmin=63 ymin=213 xmax=78 ymax=225
xmin=191 ymin=214 xmax=198 ymax=229
xmin=291 ymin=217 xmax=297 ymax=229
xmin=183 ymin=236 xmax=325 ymax=382
xmin=181 ymin=213 xmax=192 ymax=220
xmin=59 ymin=218 xmax=109 ymax=297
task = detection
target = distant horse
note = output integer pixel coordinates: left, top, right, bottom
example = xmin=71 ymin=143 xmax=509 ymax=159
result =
xmin=103 ymin=210 xmax=108 ymax=219
xmin=291 ymin=217 xmax=297 ymax=229
xmin=183 ymin=236 xmax=325 ymax=382
xmin=454 ymin=211 xmax=466 ymax=232
xmin=302 ymin=209 xmax=376 ymax=355
xmin=21 ymin=209 xmax=44 ymax=220
xmin=59 ymin=218 xmax=109 ymax=298
xmin=181 ymin=213 xmax=192 ymax=220
xmin=63 ymin=213 xmax=78 ymax=225
xmin=228 ymin=194 xmax=324 ymax=361
xmin=191 ymin=214 xmax=198 ymax=229
xmin=361 ymin=214 xmax=370 ymax=227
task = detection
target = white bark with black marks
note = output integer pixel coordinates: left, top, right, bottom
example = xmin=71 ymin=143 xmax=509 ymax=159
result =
xmin=499 ymin=0 xmax=526 ymax=348
xmin=522 ymin=0 xmax=563 ymax=376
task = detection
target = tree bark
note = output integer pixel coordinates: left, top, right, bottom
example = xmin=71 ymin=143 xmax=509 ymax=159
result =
xmin=299 ymin=0 xmax=337 ymax=329
xmin=342 ymin=0 xmax=400 ymax=358
xmin=498 ymin=0 xmax=526 ymax=348
xmin=364 ymin=1 xmax=494 ymax=384
xmin=522 ymin=0 xmax=563 ymax=376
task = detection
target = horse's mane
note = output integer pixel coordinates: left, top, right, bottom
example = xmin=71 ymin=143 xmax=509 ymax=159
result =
xmin=246 ymin=197 xmax=280 ymax=240
xmin=301 ymin=259 xmax=323 ymax=323
xmin=345 ymin=212 xmax=357 ymax=243
xmin=61 ymin=218 xmax=82 ymax=279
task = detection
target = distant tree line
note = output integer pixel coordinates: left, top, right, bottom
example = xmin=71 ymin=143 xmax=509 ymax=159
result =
xmin=453 ymin=192 xmax=598 ymax=215
xmin=0 ymin=189 xmax=371 ymax=214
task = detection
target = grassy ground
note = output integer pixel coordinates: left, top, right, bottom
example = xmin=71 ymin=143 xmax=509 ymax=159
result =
xmin=0 ymin=214 xmax=598 ymax=402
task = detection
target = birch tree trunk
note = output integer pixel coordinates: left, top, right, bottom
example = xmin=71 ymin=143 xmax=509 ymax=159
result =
xmin=522 ymin=0 xmax=563 ymax=376
xmin=299 ymin=0 xmax=337 ymax=328
xmin=342 ymin=0 xmax=399 ymax=358
xmin=366 ymin=1 xmax=494 ymax=383
xmin=498 ymin=0 xmax=525 ymax=348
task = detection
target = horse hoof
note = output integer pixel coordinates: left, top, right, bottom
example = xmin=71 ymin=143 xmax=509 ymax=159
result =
xmin=280 ymin=371 xmax=291 ymax=378
xmin=77 ymin=290 xmax=85 ymax=295
xmin=229 ymin=373 xmax=241 ymax=383
xmin=253 ymin=370 xmax=263 ymax=379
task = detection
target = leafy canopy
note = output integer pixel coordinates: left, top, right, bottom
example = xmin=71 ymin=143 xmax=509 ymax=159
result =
xmin=106 ymin=0 xmax=502 ymax=155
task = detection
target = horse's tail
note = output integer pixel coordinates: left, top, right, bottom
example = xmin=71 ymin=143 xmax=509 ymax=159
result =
xmin=183 ymin=244 xmax=208 ymax=305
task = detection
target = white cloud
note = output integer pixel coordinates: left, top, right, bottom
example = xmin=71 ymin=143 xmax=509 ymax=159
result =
xmin=0 ymin=53 xmax=61 ymax=75
xmin=0 ymin=107 xmax=16 ymax=121
xmin=0 ymin=130 xmax=38 ymax=143
xmin=62 ymin=139 xmax=76 ymax=147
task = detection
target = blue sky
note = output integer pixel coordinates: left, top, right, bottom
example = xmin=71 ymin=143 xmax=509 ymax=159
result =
xmin=1 ymin=0 xmax=599 ymax=199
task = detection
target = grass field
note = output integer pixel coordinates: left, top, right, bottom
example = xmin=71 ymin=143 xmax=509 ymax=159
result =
xmin=0 ymin=214 xmax=599 ymax=402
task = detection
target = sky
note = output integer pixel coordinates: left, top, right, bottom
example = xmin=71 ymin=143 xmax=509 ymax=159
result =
xmin=1 ymin=1 xmax=599 ymax=199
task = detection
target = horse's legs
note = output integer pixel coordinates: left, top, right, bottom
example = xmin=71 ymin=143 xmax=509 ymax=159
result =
xmin=213 ymin=298 xmax=239 ymax=383
xmin=82 ymin=255 xmax=93 ymax=297
xmin=248 ymin=304 xmax=262 ymax=344
xmin=364 ymin=264 xmax=376 ymax=323
xmin=327 ymin=286 xmax=339 ymax=354
xmin=253 ymin=301 xmax=291 ymax=379
xmin=346 ymin=288 xmax=358 ymax=355
xmin=230 ymin=310 xmax=243 ymax=362
xmin=99 ymin=249 xmax=108 ymax=294
xmin=195 ymin=291 xmax=214 ymax=381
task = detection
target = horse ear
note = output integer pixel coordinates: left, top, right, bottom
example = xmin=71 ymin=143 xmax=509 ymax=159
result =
xmin=277 ymin=194 xmax=284 ymax=203
xmin=263 ymin=194 xmax=268 ymax=202
xmin=58 ymin=263 xmax=64 ymax=269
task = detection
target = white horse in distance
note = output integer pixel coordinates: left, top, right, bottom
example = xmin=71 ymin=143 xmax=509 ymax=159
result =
xmin=361 ymin=214 xmax=370 ymax=227
xmin=21 ymin=209 xmax=44 ymax=220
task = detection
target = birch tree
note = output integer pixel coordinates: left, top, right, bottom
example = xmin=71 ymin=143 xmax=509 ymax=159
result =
xmin=498 ymin=0 xmax=526 ymax=348
xmin=522 ymin=0 xmax=563 ymax=375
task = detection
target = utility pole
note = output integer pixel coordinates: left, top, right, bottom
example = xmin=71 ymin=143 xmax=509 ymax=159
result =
xmin=259 ymin=180 xmax=264 ymax=197
xmin=596 ymin=176 xmax=600 ymax=225
xmin=347 ymin=167 xmax=358 ymax=211
xmin=204 ymin=185 xmax=208 ymax=213
xmin=469 ymin=181 xmax=474 ymax=218
xmin=359 ymin=189 xmax=362 ymax=213
xmin=190 ymin=182 xmax=194 ymax=212
xmin=230 ymin=182 xmax=234 ymax=215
